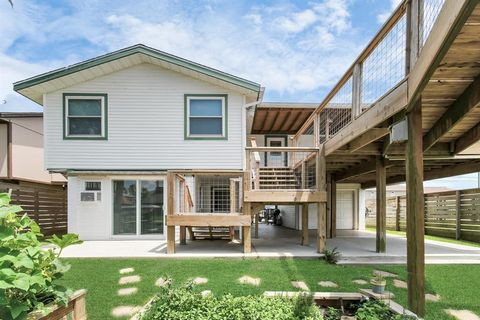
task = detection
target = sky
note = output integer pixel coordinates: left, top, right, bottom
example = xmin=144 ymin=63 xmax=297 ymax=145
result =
xmin=0 ymin=0 xmax=477 ymax=189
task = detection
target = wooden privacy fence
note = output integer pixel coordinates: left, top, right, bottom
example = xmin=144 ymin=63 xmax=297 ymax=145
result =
xmin=0 ymin=182 xmax=67 ymax=236
xmin=366 ymin=188 xmax=480 ymax=243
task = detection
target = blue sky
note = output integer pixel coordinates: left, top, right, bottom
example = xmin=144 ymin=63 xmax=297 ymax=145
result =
xmin=0 ymin=0 xmax=402 ymax=111
xmin=0 ymin=0 xmax=478 ymax=189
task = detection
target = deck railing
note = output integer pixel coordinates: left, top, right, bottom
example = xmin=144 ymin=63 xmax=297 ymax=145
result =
xmin=293 ymin=0 xmax=446 ymax=147
xmin=246 ymin=141 xmax=319 ymax=191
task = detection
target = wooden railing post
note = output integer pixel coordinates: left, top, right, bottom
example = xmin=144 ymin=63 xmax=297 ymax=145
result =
xmin=316 ymin=146 xmax=326 ymax=253
xmin=352 ymin=63 xmax=363 ymax=118
xmin=395 ymin=196 xmax=401 ymax=231
xmin=455 ymin=190 xmax=461 ymax=240
xmin=72 ymin=289 xmax=87 ymax=320
xmin=166 ymin=172 xmax=176 ymax=254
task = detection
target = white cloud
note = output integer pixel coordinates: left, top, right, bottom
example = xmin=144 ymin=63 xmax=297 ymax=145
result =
xmin=377 ymin=0 xmax=402 ymax=23
xmin=0 ymin=0 xmax=366 ymax=105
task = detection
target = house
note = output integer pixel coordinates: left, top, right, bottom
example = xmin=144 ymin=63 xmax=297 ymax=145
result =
xmin=0 ymin=112 xmax=66 ymax=186
xmin=0 ymin=112 xmax=67 ymax=235
xmin=13 ymin=44 xmax=363 ymax=252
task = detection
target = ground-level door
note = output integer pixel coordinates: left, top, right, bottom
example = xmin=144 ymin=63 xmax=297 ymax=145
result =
xmin=265 ymin=136 xmax=287 ymax=167
xmin=336 ymin=190 xmax=354 ymax=229
xmin=112 ymin=179 xmax=165 ymax=236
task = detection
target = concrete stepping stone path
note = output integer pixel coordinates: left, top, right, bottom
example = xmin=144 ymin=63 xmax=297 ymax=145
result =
xmin=425 ymin=293 xmax=441 ymax=302
xmin=117 ymin=287 xmax=138 ymax=296
xmin=119 ymin=275 xmax=141 ymax=285
xmin=318 ymin=281 xmax=338 ymax=288
xmin=155 ymin=277 xmax=171 ymax=287
xmin=393 ymin=279 xmax=407 ymax=289
xmin=445 ymin=309 xmax=480 ymax=320
xmin=193 ymin=277 xmax=208 ymax=285
xmin=291 ymin=281 xmax=310 ymax=291
xmin=119 ymin=267 xmax=134 ymax=275
xmin=373 ymin=270 xmax=397 ymax=278
xmin=111 ymin=305 xmax=141 ymax=318
xmin=239 ymin=276 xmax=261 ymax=286
xmin=352 ymin=279 xmax=367 ymax=285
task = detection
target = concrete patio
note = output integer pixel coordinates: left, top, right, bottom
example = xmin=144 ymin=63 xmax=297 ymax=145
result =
xmin=61 ymin=224 xmax=480 ymax=264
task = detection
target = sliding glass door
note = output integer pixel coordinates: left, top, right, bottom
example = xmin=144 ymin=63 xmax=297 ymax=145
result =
xmin=113 ymin=179 xmax=164 ymax=236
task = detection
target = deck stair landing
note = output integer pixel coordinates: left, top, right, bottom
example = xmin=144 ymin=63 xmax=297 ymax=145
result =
xmin=259 ymin=167 xmax=301 ymax=190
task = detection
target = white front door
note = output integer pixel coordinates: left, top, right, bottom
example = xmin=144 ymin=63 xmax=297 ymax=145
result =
xmin=265 ymin=136 xmax=286 ymax=167
xmin=336 ymin=190 xmax=354 ymax=229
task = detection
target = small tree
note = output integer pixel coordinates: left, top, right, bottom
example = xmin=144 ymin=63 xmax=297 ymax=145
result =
xmin=0 ymin=193 xmax=82 ymax=319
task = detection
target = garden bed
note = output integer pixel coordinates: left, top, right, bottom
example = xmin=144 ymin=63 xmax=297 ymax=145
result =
xmin=133 ymin=284 xmax=418 ymax=320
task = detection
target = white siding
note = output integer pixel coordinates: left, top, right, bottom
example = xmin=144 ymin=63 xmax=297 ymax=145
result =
xmin=278 ymin=205 xmax=297 ymax=229
xmin=44 ymin=63 xmax=245 ymax=170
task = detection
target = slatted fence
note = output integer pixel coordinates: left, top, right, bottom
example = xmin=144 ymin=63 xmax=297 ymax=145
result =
xmin=0 ymin=182 xmax=67 ymax=236
xmin=366 ymin=188 xmax=480 ymax=243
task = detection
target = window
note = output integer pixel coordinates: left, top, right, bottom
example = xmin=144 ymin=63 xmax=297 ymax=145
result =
xmin=185 ymin=95 xmax=227 ymax=139
xmin=85 ymin=181 xmax=101 ymax=191
xmin=64 ymin=94 xmax=107 ymax=139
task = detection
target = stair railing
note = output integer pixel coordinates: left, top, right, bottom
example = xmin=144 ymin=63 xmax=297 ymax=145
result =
xmin=249 ymin=137 xmax=261 ymax=189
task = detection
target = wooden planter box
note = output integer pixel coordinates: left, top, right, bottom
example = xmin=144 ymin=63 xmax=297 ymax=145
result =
xmin=27 ymin=290 xmax=87 ymax=320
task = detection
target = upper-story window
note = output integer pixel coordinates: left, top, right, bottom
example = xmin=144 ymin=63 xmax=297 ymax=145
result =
xmin=185 ymin=94 xmax=227 ymax=140
xmin=63 ymin=93 xmax=108 ymax=140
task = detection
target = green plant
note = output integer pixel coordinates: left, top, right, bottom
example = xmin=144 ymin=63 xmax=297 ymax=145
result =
xmin=370 ymin=274 xmax=386 ymax=285
xmin=0 ymin=193 xmax=82 ymax=319
xmin=324 ymin=306 xmax=342 ymax=320
xmin=142 ymin=282 xmax=323 ymax=320
xmin=356 ymin=300 xmax=393 ymax=320
xmin=322 ymin=247 xmax=341 ymax=264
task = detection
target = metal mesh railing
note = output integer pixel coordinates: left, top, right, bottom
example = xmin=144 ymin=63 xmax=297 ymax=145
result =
xmin=421 ymin=0 xmax=445 ymax=46
xmin=319 ymin=76 xmax=353 ymax=144
xmin=361 ymin=14 xmax=407 ymax=110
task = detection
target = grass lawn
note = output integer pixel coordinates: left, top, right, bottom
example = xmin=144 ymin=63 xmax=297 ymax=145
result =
xmin=365 ymin=227 xmax=480 ymax=248
xmin=61 ymin=258 xmax=480 ymax=320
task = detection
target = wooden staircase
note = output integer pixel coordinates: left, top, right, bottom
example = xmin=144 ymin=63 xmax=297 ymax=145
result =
xmin=189 ymin=226 xmax=233 ymax=240
xmin=258 ymin=167 xmax=301 ymax=190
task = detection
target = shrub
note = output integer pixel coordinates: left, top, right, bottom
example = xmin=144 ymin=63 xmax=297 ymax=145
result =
xmin=322 ymin=247 xmax=341 ymax=264
xmin=0 ymin=193 xmax=82 ymax=320
xmin=141 ymin=282 xmax=323 ymax=320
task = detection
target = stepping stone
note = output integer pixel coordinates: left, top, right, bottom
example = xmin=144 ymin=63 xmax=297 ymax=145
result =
xmin=111 ymin=305 xmax=141 ymax=318
xmin=291 ymin=281 xmax=310 ymax=291
xmin=239 ymin=276 xmax=261 ymax=286
xmin=318 ymin=281 xmax=338 ymax=288
xmin=155 ymin=277 xmax=171 ymax=287
xmin=445 ymin=309 xmax=480 ymax=320
xmin=119 ymin=267 xmax=134 ymax=274
xmin=119 ymin=275 xmax=141 ymax=285
xmin=352 ymin=279 xmax=367 ymax=285
xmin=201 ymin=290 xmax=212 ymax=297
xmin=373 ymin=270 xmax=397 ymax=278
xmin=193 ymin=277 xmax=208 ymax=285
xmin=117 ymin=287 xmax=138 ymax=296
xmin=426 ymin=293 xmax=441 ymax=302
xmin=393 ymin=279 xmax=407 ymax=289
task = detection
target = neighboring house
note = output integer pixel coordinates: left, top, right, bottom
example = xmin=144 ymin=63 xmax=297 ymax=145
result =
xmin=0 ymin=112 xmax=66 ymax=186
xmin=13 ymin=44 xmax=364 ymax=251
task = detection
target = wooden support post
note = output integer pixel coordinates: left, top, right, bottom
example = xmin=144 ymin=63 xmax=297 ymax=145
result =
xmin=406 ymin=98 xmax=425 ymax=317
xmin=166 ymin=172 xmax=176 ymax=254
xmin=243 ymin=202 xmax=252 ymax=253
xmin=179 ymin=226 xmax=186 ymax=245
xmin=455 ymin=190 xmax=461 ymax=240
xmin=395 ymin=196 xmax=401 ymax=231
xmin=326 ymin=174 xmax=332 ymax=239
xmin=317 ymin=146 xmax=327 ymax=253
xmin=331 ymin=179 xmax=337 ymax=238
xmin=376 ymin=156 xmax=387 ymax=253
xmin=301 ymin=203 xmax=309 ymax=246
xmin=187 ymin=226 xmax=195 ymax=240
xmin=254 ymin=212 xmax=259 ymax=239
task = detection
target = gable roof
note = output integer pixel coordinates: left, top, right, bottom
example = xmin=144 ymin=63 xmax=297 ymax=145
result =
xmin=13 ymin=44 xmax=262 ymax=104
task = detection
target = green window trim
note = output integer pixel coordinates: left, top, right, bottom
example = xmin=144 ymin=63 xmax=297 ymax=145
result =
xmin=184 ymin=94 xmax=228 ymax=140
xmin=63 ymin=93 xmax=108 ymax=140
